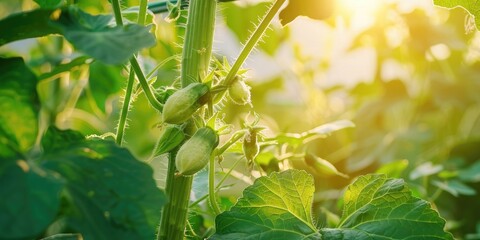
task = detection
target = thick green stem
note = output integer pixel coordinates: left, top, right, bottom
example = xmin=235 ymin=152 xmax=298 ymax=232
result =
xmin=158 ymin=152 xmax=193 ymax=240
xmin=223 ymin=0 xmax=286 ymax=87
xmin=181 ymin=0 xmax=217 ymax=86
xmin=158 ymin=1 xmax=217 ymax=239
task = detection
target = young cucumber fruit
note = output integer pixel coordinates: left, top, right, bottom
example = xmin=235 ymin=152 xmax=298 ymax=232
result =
xmin=228 ymin=76 xmax=251 ymax=105
xmin=175 ymin=127 xmax=219 ymax=176
xmin=162 ymin=83 xmax=210 ymax=124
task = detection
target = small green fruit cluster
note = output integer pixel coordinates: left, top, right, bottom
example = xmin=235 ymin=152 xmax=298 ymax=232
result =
xmin=162 ymin=83 xmax=210 ymax=124
xmin=176 ymin=127 xmax=219 ymax=176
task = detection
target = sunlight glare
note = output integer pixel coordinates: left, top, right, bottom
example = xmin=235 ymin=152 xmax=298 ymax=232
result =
xmin=338 ymin=0 xmax=384 ymax=14
xmin=336 ymin=0 xmax=385 ymax=31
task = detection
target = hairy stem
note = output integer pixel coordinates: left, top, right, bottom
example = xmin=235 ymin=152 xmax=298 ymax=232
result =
xmin=181 ymin=0 xmax=217 ymax=86
xmin=115 ymin=70 xmax=135 ymax=145
xmin=129 ymin=59 xmax=163 ymax=111
xmin=111 ymin=0 xmax=164 ymax=112
xmin=114 ymin=0 xmax=154 ymax=145
xmin=158 ymin=1 xmax=217 ymax=239
xmin=223 ymin=0 xmax=286 ymax=87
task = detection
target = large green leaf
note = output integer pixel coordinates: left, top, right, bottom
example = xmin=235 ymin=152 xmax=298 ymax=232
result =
xmin=0 ymin=7 xmax=156 ymax=64
xmin=0 ymin=57 xmax=39 ymax=157
xmin=433 ymin=0 xmax=480 ymax=30
xmin=53 ymin=7 xmax=156 ymax=64
xmin=320 ymin=174 xmax=454 ymax=239
xmin=40 ymin=127 xmax=166 ymax=240
xmin=0 ymin=160 xmax=63 ymax=239
xmin=0 ymin=8 xmax=60 ymax=46
xmin=0 ymin=58 xmax=61 ymax=240
xmin=211 ymin=170 xmax=321 ymax=240
xmin=41 ymin=127 xmax=84 ymax=154
xmin=212 ymin=171 xmax=453 ymax=240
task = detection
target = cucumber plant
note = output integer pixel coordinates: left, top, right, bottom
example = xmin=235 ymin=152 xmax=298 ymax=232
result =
xmin=0 ymin=0 xmax=473 ymax=239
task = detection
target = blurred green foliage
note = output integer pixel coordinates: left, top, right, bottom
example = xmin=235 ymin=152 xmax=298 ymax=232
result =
xmin=1 ymin=0 xmax=479 ymax=239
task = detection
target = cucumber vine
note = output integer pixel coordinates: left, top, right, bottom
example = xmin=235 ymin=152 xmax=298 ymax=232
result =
xmin=0 ymin=0 xmax=465 ymax=239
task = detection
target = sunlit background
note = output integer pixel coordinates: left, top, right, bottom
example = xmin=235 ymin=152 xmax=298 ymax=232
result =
xmin=1 ymin=0 xmax=480 ymax=238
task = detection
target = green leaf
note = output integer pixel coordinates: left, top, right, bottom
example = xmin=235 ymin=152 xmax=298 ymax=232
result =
xmin=0 ymin=125 xmax=21 ymax=161
xmin=88 ymin=61 xmax=125 ymax=112
xmin=376 ymin=159 xmax=409 ymax=178
xmin=41 ymin=127 xmax=85 ymax=154
xmin=304 ymin=153 xmax=348 ymax=178
xmin=0 ymin=7 xmax=156 ymax=64
xmin=459 ymin=161 xmax=480 ymax=182
xmin=410 ymin=162 xmax=444 ymax=180
xmin=41 ymin=233 xmax=83 ymax=240
xmin=0 ymin=8 xmax=60 ymax=46
xmin=279 ymin=0 xmax=334 ymax=26
xmin=432 ymin=179 xmax=477 ymax=197
xmin=0 ymin=61 xmax=61 ymax=239
xmin=321 ymin=174 xmax=454 ymax=240
xmin=211 ymin=170 xmax=321 ymax=240
xmin=54 ymin=7 xmax=156 ymax=64
xmin=274 ymin=120 xmax=354 ymax=146
xmin=303 ymin=120 xmax=355 ymax=139
xmin=0 ymin=57 xmax=39 ymax=157
xmin=213 ymin=171 xmax=453 ymax=239
xmin=433 ymin=0 xmax=480 ymax=30
xmin=0 ymin=160 xmax=63 ymax=239
xmin=35 ymin=0 xmax=64 ymax=8
xmin=40 ymin=128 xmax=166 ymax=240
